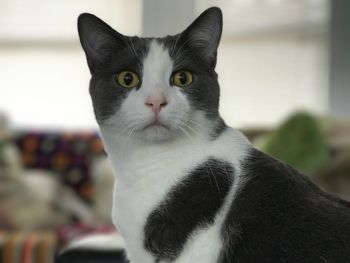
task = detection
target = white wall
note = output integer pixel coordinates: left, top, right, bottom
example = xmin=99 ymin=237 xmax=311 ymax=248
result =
xmin=218 ymin=32 xmax=329 ymax=128
xmin=0 ymin=0 xmax=141 ymax=41
xmin=0 ymin=0 xmax=141 ymax=130
xmin=0 ymin=46 xmax=96 ymax=129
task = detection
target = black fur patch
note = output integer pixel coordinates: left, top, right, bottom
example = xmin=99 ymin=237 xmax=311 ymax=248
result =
xmin=144 ymin=157 xmax=234 ymax=262
xmin=57 ymin=249 xmax=128 ymax=263
xmin=219 ymin=148 xmax=350 ymax=263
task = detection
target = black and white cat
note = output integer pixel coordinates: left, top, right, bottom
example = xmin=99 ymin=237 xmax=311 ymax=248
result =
xmin=78 ymin=7 xmax=350 ymax=263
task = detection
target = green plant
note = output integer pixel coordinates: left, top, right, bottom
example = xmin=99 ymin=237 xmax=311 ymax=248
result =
xmin=261 ymin=112 xmax=329 ymax=175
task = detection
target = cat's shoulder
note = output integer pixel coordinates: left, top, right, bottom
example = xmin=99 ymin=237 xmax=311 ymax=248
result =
xmin=220 ymin=147 xmax=350 ymax=262
xmin=239 ymin=147 xmax=350 ymax=208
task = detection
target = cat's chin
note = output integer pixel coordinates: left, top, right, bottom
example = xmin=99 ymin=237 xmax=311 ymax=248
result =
xmin=136 ymin=124 xmax=179 ymax=142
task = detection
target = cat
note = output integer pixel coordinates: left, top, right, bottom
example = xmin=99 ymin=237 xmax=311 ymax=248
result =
xmin=78 ymin=7 xmax=350 ymax=263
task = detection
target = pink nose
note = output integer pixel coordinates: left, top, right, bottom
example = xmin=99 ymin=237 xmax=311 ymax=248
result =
xmin=145 ymin=95 xmax=167 ymax=114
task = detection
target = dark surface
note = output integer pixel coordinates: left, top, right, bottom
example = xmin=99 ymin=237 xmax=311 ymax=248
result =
xmin=56 ymin=249 xmax=128 ymax=263
xmin=144 ymin=157 xmax=234 ymax=262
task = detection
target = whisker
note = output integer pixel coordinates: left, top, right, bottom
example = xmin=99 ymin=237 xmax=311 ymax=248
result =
xmin=174 ymin=120 xmax=195 ymax=142
xmin=181 ymin=119 xmax=202 ymax=136
xmin=120 ymin=127 xmax=136 ymax=152
xmin=129 ymin=37 xmax=138 ymax=57
xmin=173 ymin=35 xmax=197 ymax=59
xmin=208 ymin=164 xmax=222 ymax=198
xmin=171 ymin=33 xmax=182 ymax=56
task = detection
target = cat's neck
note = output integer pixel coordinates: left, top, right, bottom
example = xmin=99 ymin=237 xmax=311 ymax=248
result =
xmin=100 ymin=121 xmax=250 ymax=185
xmin=100 ymin=114 xmax=222 ymax=160
xmin=101 ymin=126 xmax=208 ymax=168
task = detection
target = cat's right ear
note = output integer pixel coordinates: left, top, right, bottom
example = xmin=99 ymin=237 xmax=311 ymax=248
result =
xmin=78 ymin=13 xmax=125 ymax=73
xmin=179 ymin=7 xmax=222 ymax=68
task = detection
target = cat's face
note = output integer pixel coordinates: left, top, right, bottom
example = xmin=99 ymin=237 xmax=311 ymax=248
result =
xmin=78 ymin=7 xmax=223 ymax=142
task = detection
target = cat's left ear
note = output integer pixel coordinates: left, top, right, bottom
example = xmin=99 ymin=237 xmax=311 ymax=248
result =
xmin=78 ymin=13 xmax=126 ymax=73
xmin=180 ymin=7 xmax=222 ymax=68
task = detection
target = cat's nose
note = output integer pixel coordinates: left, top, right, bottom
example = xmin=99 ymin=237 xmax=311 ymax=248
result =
xmin=145 ymin=95 xmax=168 ymax=114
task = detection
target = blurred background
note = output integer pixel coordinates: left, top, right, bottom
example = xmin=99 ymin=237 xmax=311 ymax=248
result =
xmin=0 ymin=0 xmax=349 ymax=262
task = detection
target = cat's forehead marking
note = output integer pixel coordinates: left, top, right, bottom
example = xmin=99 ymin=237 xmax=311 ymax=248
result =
xmin=142 ymin=40 xmax=173 ymax=88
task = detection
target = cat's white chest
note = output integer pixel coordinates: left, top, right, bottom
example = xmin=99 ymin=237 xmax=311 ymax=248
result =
xmin=103 ymin=129 xmax=250 ymax=263
xmin=113 ymin=158 xmax=185 ymax=237
xmin=108 ymin=138 xmax=208 ymax=262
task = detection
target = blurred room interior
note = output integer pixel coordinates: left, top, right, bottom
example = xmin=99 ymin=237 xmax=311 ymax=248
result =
xmin=0 ymin=0 xmax=349 ymax=262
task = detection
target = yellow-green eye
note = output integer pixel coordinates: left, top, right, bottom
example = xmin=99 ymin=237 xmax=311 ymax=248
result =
xmin=117 ymin=71 xmax=140 ymax=88
xmin=172 ymin=70 xmax=193 ymax=87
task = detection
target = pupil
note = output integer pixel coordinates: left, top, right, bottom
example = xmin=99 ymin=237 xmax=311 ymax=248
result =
xmin=179 ymin=72 xmax=187 ymax=84
xmin=124 ymin=73 xmax=133 ymax=85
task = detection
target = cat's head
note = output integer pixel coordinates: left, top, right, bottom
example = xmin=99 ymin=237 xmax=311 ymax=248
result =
xmin=78 ymin=7 xmax=224 ymax=142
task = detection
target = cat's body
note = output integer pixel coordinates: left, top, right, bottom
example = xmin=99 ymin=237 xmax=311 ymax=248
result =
xmin=78 ymin=8 xmax=350 ymax=263
xmin=103 ymin=121 xmax=249 ymax=263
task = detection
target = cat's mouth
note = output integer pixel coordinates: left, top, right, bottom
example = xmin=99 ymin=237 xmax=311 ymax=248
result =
xmin=142 ymin=120 xmax=169 ymax=131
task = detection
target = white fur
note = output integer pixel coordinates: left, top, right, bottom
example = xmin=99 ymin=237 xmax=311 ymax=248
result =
xmin=99 ymin=40 xmax=252 ymax=263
